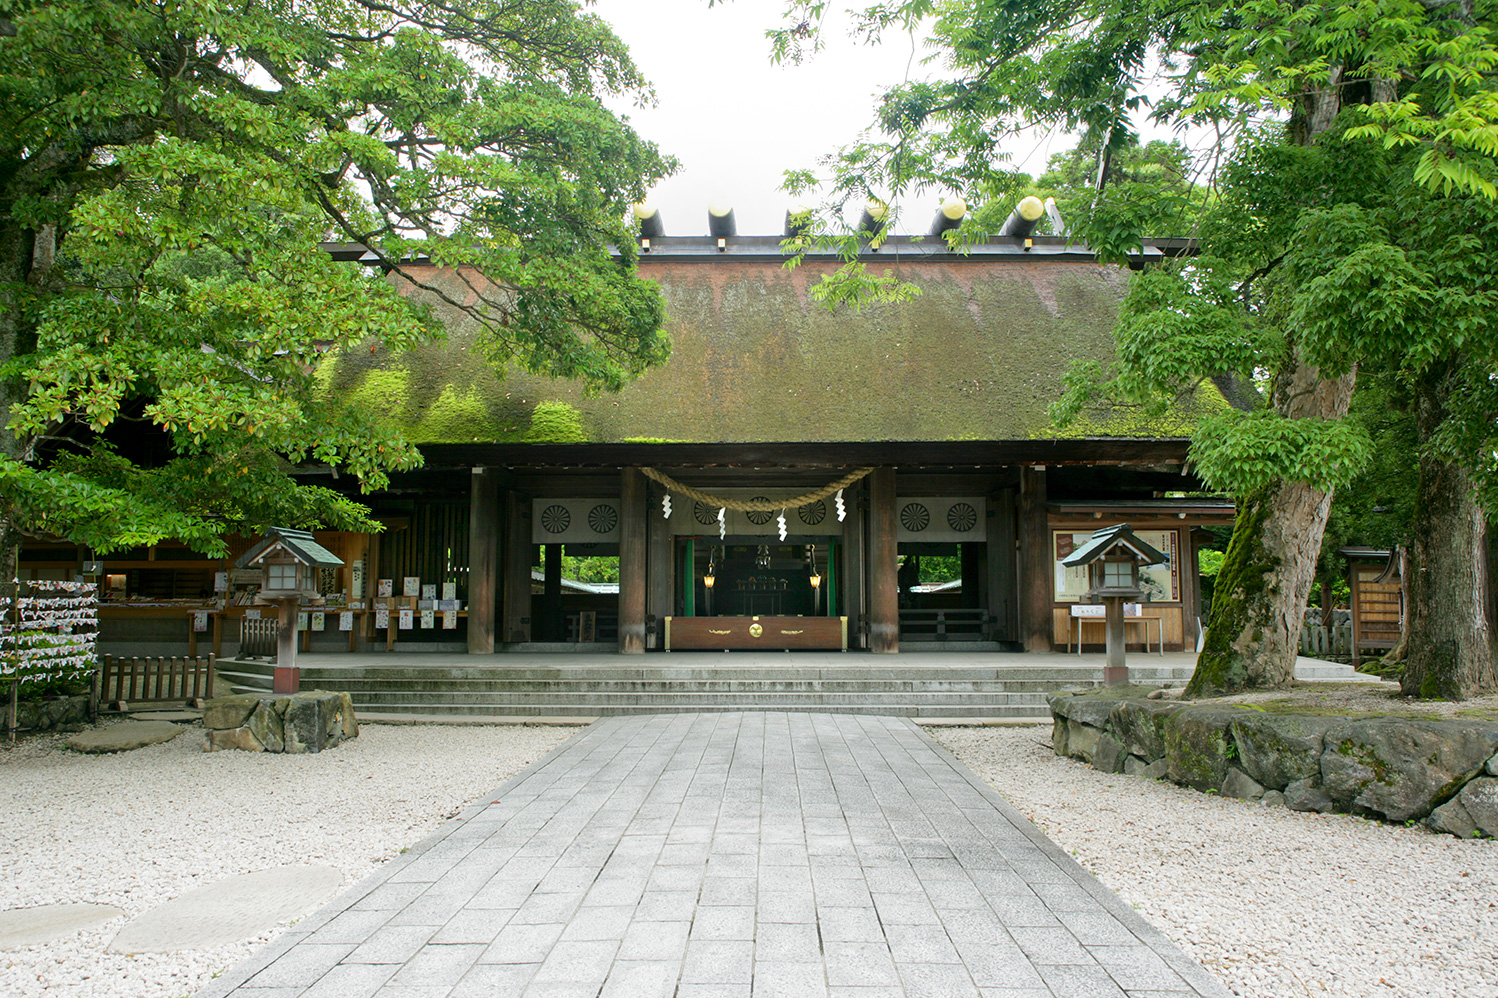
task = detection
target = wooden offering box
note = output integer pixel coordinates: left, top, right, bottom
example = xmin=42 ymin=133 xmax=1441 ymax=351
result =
xmin=665 ymin=616 xmax=847 ymax=651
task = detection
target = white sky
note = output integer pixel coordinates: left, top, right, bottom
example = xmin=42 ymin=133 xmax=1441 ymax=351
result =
xmin=591 ymin=0 xmax=1082 ymax=236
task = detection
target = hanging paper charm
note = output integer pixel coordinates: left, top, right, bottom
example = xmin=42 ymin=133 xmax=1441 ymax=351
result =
xmin=777 ymin=509 xmax=788 ymax=542
xmin=662 ymin=492 xmax=672 ymax=519
xmin=718 ymin=507 xmax=727 ymax=540
xmin=835 ymin=488 xmax=846 ymax=522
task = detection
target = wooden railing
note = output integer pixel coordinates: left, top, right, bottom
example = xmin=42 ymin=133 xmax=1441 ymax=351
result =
xmin=899 ymin=608 xmax=989 ymax=642
xmin=101 ymin=655 xmax=216 ymax=707
xmin=240 ymin=617 xmax=279 ymax=659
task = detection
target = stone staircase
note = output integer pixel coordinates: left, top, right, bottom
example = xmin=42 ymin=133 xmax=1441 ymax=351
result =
xmin=218 ymin=654 xmax=1201 ymax=719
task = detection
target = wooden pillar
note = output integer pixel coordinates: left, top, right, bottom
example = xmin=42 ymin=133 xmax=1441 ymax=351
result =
xmin=961 ymin=543 xmax=983 ymax=610
xmin=1181 ymin=526 xmax=1203 ymax=652
xmin=501 ymin=491 xmax=531 ymax=644
xmin=842 ymin=481 xmax=867 ymax=649
xmin=466 ymin=468 xmax=499 ymax=653
xmin=619 ymin=467 xmax=647 ymax=654
xmin=542 ymin=543 xmax=562 ymax=642
xmin=988 ymin=488 xmax=1018 ymax=644
xmin=1019 ymin=466 xmax=1052 ymax=652
xmin=1103 ymin=596 xmax=1128 ymax=684
xmin=646 ymin=482 xmax=673 ymax=649
xmin=273 ymin=597 xmax=299 ymax=694
xmin=868 ymin=467 xmax=899 ymax=654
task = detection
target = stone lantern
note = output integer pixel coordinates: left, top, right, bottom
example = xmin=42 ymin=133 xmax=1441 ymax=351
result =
xmin=1060 ymin=523 xmax=1166 ymax=685
xmin=234 ymin=527 xmax=344 ymax=693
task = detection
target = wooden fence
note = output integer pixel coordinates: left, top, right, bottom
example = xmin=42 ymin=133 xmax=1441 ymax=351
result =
xmin=1299 ymin=624 xmax=1352 ymax=658
xmin=101 ymin=654 xmax=216 ymax=707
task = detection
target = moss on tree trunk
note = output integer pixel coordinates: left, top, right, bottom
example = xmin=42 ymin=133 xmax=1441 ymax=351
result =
xmin=1402 ymin=361 xmax=1497 ymax=700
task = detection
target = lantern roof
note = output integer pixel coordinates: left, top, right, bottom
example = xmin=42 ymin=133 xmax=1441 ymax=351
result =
xmin=233 ymin=527 xmax=344 ymax=570
xmin=1060 ymin=522 xmax=1166 ymax=568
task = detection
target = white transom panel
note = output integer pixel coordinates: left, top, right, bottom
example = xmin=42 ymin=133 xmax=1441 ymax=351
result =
xmin=532 ymin=499 xmax=621 ymax=544
xmin=895 ymin=497 xmax=987 ymax=542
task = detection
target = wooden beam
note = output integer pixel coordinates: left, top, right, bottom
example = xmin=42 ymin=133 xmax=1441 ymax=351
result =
xmin=466 ymin=468 xmax=499 ymax=653
xmin=1019 ymin=467 xmax=1052 ymax=652
xmin=646 ymin=481 xmax=673 ymax=649
xmin=501 ymin=491 xmax=531 ymax=644
xmin=619 ymin=467 xmax=647 ymax=654
xmin=988 ymin=489 xmax=1017 ymax=644
xmin=542 ymin=543 xmax=562 ymax=642
xmin=841 ymin=481 xmax=867 ymax=649
xmin=868 ymin=468 xmax=898 ymax=654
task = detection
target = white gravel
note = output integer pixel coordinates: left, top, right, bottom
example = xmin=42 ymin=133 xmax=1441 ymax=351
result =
xmin=0 ymin=721 xmax=574 ymax=998
xmin=932 ymin=725 xmax=1498 ymax=998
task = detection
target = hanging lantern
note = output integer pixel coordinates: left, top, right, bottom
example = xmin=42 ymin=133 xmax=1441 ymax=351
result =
xmin=808 ymin=544 xmax=821 ymax=589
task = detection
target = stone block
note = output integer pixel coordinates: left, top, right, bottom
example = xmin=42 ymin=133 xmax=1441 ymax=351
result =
xmin=1051 ymin=718 xmax=1069 ymax=757
xmin=1320 ymin=719 xmax=1498 ymax=822
xmin=1220 ymin=767 xmax=1265 ymax=801
xmin=1092 ymin=733 xmax=1126 ymax=774
xmin=338 ymin=692 xmax=359 ymax=739
xmin=1284 ymin=778 xmax=1333 ymax=813
xmin=1123 ymin=755 xmax=1168 ymax=780
xmin=1161 ymin=709 xmax=1238 ymax=793
xmin=205 ymin=726 xmax=265 ymax=752
xmin=1458 ymin=776 xmax=1498 ymax=837
xmin=284 ymin=691 xmax=349 ymax=754
xmin=1110 ymin=700 xmax=1177 ymax=761
xmin=1064 ymin=719 xmax=1100 ymax=763
xmin=245 ymin=703 xmax=285 ymax=752
xmin=203 ymin=695 xmax=262 ymax=730
xmin=1427 ymin=796 xmax=1480 ymax=838
xmin=1229 ymin=714 xmax=1333 ymax=791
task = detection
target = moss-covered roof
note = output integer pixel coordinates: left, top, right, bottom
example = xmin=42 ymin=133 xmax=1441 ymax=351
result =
xmin=322 ymin=255 xmax=1226 ymax=445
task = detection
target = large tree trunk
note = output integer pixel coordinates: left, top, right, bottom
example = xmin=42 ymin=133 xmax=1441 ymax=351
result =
xmin=0 ymin=219 xmax=40 ymax=582
xmin=1186 ymin=355 xmax=1356 ymax=697
xmin=1402 ymin=363 xmax=1496 ymax=699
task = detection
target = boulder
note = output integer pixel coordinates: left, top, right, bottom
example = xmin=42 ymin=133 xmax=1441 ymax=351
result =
xmin=1162 ymin=709 xmax=1239 ymax=793
xmin=1458 ymin=776 xmax=1498 ymax=837
xmin=1065 ymin=719 xmax=1100 ymax=764
xmin=1221 ymin=767 xmax=1266 ymax=801
xmin=202 ymin=695 xmax=261 ymax=730
xmin=1321 ymin=719 xmax=1498 ymax=822
xmin=1111 ymin=700 xmax=1178 ymax=762
xmin=1284 ymin=778 xmax=1334 ymax=813
xmin=1047 ymin=691 xmax=1124 ymax=730
xmin=1260 ymin=790 xmax=1287 ymax=808
xmin=1229 ymin=713 xmax=1334 ymax=792
xmin=1092 ymin=733 xmax=1127 ymax=775
xmin=337 ymin=692 xmax=359 ymax=739
xmin=1427 ymin=796 xmax=1480 ymax=838
xmin=283 ymin=691 xmax=350 ymax=754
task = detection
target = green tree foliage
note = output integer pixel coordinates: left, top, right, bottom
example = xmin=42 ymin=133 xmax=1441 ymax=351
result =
xmin=0 ymin=0 xmax=674 ymax=557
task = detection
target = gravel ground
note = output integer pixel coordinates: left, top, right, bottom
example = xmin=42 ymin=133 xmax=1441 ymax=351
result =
xmin=933 ymin=725 xmax=1498 ymax=998
xmin=0 ymin=721 xmax=574 ymax=998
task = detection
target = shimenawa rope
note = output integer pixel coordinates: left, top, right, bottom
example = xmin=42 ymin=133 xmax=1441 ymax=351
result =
xmin=639 ymin=467 xmax=873 ymax=513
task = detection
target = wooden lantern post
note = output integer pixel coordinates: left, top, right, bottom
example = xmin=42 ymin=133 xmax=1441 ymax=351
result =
xmin=1060 ymin=524 xmax=1166 ymax=686
xmin=234 ymin=528 xmax=345 ymax=695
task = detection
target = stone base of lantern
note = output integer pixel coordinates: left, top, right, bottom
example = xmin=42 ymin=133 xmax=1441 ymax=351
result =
xmin=1102 ymin=664 xmax=1129 ymax=686
xmin=272 ymin=666 xmax=300 ymax=695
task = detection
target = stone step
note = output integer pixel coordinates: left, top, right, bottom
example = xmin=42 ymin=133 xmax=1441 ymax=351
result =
xmin=319 ymin=702 xmax=1054 ymax=718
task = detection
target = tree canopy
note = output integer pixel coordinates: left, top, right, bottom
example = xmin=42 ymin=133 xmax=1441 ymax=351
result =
xmin=0 ymin=0 xmax=674 ymax=556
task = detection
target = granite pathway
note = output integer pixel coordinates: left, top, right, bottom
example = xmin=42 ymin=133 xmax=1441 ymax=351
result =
xmin=197 ymin=712 xmax=1229 ymax=998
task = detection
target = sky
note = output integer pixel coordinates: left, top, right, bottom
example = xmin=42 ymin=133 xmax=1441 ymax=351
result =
xmin=589 ymin=0 xmax=1081 ymax=236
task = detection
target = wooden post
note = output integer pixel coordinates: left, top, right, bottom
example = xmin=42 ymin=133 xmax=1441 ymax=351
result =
xmin=542 ymin=543 xmax=563 ymax=642
xmin=273 ymin=597 xmax=299 ymax=694
xmin=1181 ymin=527 xmax=1203 ymax=652
xmin=868 ymin=467 xmax=899 ymax=654
xmin=619 ymin=467 xmax=648 ymax=654
xmin=841 ymin=481 xmax=867 ymax=649
xmin=646 ymin=483 xmax=673 ymax=648
xmin=501 ymin=491 xmax=531 ymax=645
xmin=467 ymin=467 xmax=499 ymax=653
xmin=961 ymin=543 xmax=983 ymax=615
xmin=988 ymin=488 xmax=1017 ymax=644
xmin=1104 ymin=596 xmax=1128 ymax=684
xmin=1019 ymin=466 xmax=1052 ymax=652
